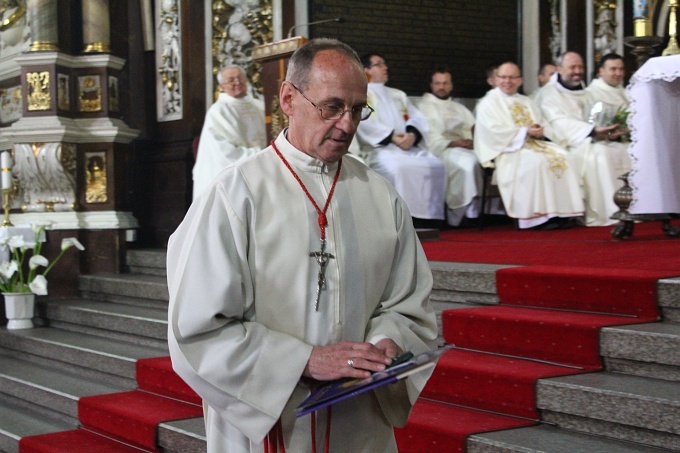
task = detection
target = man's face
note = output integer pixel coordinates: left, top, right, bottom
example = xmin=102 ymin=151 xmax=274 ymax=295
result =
xmin=283 ymin=50 xmax=368 ymax=164
xmin=496 ymin=63 xmax=523 ymax=96
xmin=598 ymin=58 xmax=625 ymax=87
xmin=365 ymin=55 xmax=388 ymax=84
xmin=220 ymin=68 xmax=247 ymax=98
xmin=538 ymin=64 xmax=556 ymax=87
xmin=559 ymin=53 xmax=584 ymax=88
xmin=430 ymin=72 xmax=453 ymax=99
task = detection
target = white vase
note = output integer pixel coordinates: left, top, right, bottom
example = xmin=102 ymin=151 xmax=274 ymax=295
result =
xmin=3 ymin=292 xmax=35 ymax=330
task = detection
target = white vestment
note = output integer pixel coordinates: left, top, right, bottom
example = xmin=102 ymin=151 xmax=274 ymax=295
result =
xmin=168 ymin=131 xmax=438 ymax=453
xmin=585 ymin=78 xmax=629 ymax=119
xmin=474 ymin=88 xmax=584 ymax=226
xmin=192 ymin=92 xmax=266 ymax=200
xmin=540 ymin=79 xmax=631 ymax=226
xmin=357 ymin=83 xmax=446 ymax=220
xmin=417 ymin=93 xmax=484 ymax=224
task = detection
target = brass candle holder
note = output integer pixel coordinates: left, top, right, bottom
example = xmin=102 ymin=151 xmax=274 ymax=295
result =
xmin=2 ymin=187 xmax=15 ymax=227
xmin=663 ymin=0 xmax=680 ymax=55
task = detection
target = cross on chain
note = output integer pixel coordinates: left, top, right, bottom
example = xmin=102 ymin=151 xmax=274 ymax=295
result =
xmin=309 ymin=238 xmax=334 ymax=311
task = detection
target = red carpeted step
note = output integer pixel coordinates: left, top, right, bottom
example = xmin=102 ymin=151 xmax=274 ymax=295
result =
xmin=136 ymin=357 xmax=201 ymax=405
xmin=443 ymin=306 xmax=650 ymax=368
xmin=496 ymin=266 xmax=662 ymax=319
xmin=19 ymin=428 xmax=151 ymax=453
xmin=421 ymin=348 xmax=589 ymax=419
xmin=395 ymin=398 xmax=535 ymax=453
xmin=79 ymin=390 xmax=203 ymax=451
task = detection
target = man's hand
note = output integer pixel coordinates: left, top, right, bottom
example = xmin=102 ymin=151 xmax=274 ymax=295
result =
xmin=449 ymin=138 xmax=473 ymax=149
xmin=594 ymin=124 xmax=620 ymax=140
xmin=303 ymin=341 xmax=394 ymax=381
xmin=527 ymin=124 xmax=544 ymax=139
xmin=392 ymin=132 xmax=417 ymax=150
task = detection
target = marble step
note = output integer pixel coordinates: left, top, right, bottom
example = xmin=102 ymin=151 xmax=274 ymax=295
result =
xmin=158 ymin=417 xmax=207 ymax=453
xmin=0 ymin=327 xmax=167 ymax=388
xmin=127 ymin=248 xmax=167 ymax=277
xmin=40 ymin=298 xmax=167 ymax=348
xmin=658 ymin=277 xmax=680 ymax=323
xmin=469 ymin=424 xmax=675 ymax=452
xmin=429 ymin=261 xmax=510 ymax=305
xmin=601 ymin=322 xmax=680 ymax=382
xmin=537 ymin=371 xmax=680 ymax=451
xmin=0 ymin=399 xmax=74 ymax=453
xmin=0 ymin=354 xmax=123 ymax=423
xmin=78 ymin=273 xmax=169 ymax=308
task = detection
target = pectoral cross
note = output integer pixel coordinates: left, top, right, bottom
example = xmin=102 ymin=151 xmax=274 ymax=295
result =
xmin=309 ymin=238 xmax=334 ymax=311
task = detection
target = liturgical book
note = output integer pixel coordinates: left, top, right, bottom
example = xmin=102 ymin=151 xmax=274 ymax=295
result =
xmin=295 ymin=344 xmax=454 ymax=417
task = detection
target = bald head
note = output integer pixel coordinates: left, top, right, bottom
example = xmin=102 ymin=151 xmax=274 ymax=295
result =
xmin=558 ymin=52 xmax=585 ymax=88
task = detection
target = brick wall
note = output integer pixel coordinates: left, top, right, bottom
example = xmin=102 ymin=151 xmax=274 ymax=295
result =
xmin=309 ymin=0 xmax=519 ymax=98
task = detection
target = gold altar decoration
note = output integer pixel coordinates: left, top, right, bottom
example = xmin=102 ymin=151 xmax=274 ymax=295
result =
xmin=663 ymin=0 xmax=680 ymax=55
xmin=211 ymin=0 xmax=272 ymax=101
xmin=270 ymin=94 xmax=288 ymax=140
xmin=85 ymin=152 xmax=107 ymax=203
xmin=78 ymin=75 xmax=102 ymax=112
xmin=26 ymin=71 xmax=50 ymax=111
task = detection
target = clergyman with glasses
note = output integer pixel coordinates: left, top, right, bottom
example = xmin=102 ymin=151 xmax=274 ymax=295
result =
xmin=356 ymin=52 xmax=447 ymax=228
xmin=167 ymin=38 xmax=437 ymax=452
xmin=192 ymin=64 xmax=266 ymax=200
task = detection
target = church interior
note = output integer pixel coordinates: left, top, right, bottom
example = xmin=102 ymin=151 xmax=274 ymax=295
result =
xmin=0 ymin=0 xmax=679 ymax=451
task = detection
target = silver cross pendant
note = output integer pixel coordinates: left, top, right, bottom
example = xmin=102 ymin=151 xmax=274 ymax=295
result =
xmin=309 ymin=238 xmax=334 ymax=311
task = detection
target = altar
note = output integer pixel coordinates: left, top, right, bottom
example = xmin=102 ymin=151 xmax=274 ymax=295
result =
xmin=627 ymin=55 xmax=680 ymax=215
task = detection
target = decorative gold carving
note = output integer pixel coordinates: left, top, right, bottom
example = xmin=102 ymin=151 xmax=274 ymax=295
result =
xmin=270 ymin=94 xmax=288 ymax=139
xmin=85 ymin=152 xmax=107 ymax=203
xmin=78 ymin=75 xmax=102 ymax=112
xmin=211 ymin=0 xmax=272 ymax=101
xmin=27 ymin=71 xmax=51 ymax=111
xmin=593 ymin=1 xmax=618 ymax=65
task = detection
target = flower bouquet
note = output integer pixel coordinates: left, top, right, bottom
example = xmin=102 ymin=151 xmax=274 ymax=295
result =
xmin=0 ymin=223 xmax=85 ymax=296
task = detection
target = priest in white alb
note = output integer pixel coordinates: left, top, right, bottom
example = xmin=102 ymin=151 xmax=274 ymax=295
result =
xmin=356 ymin=53 xmax=446 ymax=223
xmin=417 ymin=68 xmax=484 ymax=226
xmin=474 ymin=62 xmax=584 ymax=230
xmin=168 ymin=39 xmax=437 ymax=453
xmin=192 ymin=65 xmax=266 ymax=200
xmin=586 ymin=53 xmax=630 ymax=130
xmin=539 ymin=51 xmax=630 ymax=226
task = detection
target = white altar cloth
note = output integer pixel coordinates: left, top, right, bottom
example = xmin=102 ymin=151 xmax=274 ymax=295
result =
xmin=627 ymin=55 xmax=680 ymax=214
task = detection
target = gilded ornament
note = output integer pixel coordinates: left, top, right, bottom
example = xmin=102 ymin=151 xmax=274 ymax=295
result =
xmin=0 ymin=0 xmax=25 ymax=31
xmin=78 ymin=75 xmax=102 ymax=112
xmin=85 ymin=153 xmax=107 ymax=203
xmin=27 ymin=71 xmax=51 ymax=111
xmin=270 ymin=95 xmax=288 ymax=140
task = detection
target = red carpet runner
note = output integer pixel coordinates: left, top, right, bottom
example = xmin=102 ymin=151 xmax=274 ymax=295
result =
xmin=19 ymin=357 xmax=202 ymax=452
xmin=396 ymin=242 xmax=670 ymax=452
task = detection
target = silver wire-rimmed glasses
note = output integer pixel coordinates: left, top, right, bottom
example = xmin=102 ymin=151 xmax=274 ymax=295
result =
xmin=290 ymin=83 xmax=374 ymax=121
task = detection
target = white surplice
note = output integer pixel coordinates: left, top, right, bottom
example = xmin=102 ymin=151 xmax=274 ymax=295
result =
xmin=192 ymin=92 xmax=267 ymax=200
xmin=474 ymin=88 xmax=584 ymax=226
xmin=585 ymin=78 xmax=629 ymax=118
xmin=168 ymin=131 xmax=438 ymax=453
xmin=417 ymin=93 xmax=484 ymax=223
xmin=540 ymin=79 xmax=631 ymax=226
xmin=356 ymin=83 xmax=446 ymax=220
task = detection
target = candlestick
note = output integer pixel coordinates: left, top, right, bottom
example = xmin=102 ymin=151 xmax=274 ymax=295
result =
xmin=663 ymin=0 xmax=680 ymax=55
xmin=2 ymin=189 xmax=13 ymax=227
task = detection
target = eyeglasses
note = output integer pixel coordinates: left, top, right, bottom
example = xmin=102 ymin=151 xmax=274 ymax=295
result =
xmin=369 ymin=61 xmax=387 ymax=68
xmin=496 ymin=75 xmax=522 ymax=81
xmin=290 ymin=83 xmax=374 ymax=121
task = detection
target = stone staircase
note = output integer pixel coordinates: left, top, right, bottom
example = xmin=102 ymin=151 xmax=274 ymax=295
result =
xmin=0 ymin=252 xmax=677 ymax=452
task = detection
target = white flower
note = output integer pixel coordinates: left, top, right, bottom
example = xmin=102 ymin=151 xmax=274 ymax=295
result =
xmin=61 ymin=238 xmax=85 ymax=251
xmin=0 ymin=260 xmax=18 ymax=280
xmin=29 ymin=255 xmax=49 ymax=270
xmin=29 ymin=275 xmax=48 ymax=296
xmin=7 ymin=235 xmax=26 ymax=251
xmin=31 ymin=221 xmax=53 ymax=234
